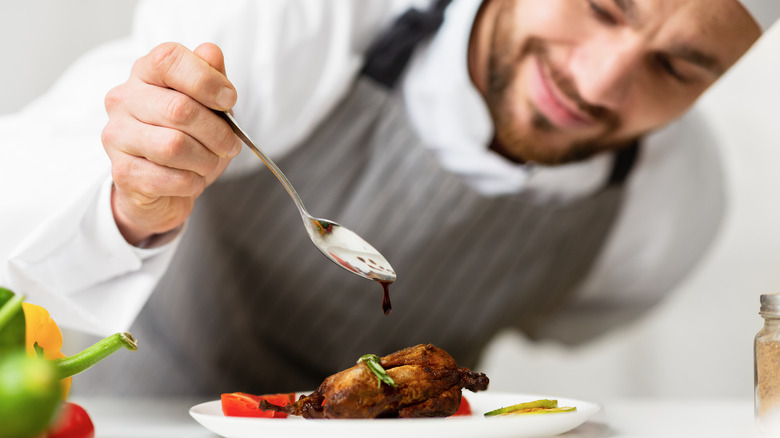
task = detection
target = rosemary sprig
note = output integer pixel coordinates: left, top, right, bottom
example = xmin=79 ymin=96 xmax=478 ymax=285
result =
xmin=358 ymin=353 xmax=397 ymax=389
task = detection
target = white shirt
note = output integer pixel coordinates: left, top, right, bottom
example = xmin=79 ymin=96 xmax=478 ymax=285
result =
xmin=0 ymin=0 xmax=723 ymax=339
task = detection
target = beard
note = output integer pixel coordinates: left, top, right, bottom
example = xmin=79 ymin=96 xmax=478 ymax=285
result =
xmin=483 ymin=2 xmax=628 ymax=165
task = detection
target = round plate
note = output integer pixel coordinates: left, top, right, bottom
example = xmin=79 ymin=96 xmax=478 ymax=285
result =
xmin=189 ymin=391 xmax=601 ymax=438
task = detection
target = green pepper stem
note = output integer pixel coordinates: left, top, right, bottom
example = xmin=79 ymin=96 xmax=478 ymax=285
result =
xmin=0 ymin=293 xmax=24 ymax=332
xmin=52 ymin=332 xmax=138 ymax=379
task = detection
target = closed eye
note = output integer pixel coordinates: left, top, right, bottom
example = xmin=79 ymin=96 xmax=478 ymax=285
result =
xmin=653 ymin=54 xmax=690 ymax=83
xmin=587 ymin=0 xmax=618 ymax=25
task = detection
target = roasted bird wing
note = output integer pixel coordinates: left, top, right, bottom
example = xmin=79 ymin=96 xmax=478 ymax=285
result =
xmin=258 ymin=344 xmax=489 ymax=419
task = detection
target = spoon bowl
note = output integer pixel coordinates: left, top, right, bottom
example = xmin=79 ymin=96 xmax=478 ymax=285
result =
xmin=305 ymin=218 xmax=395 ymax=283
xmin=216 ymin=111 xmax=396 ymax=284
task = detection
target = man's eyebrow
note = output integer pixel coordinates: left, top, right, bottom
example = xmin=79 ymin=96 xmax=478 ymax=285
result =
xmin=671 ymin=47 xmax=726 ymax=76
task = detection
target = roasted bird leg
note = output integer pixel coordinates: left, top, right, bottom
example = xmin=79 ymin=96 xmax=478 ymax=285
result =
xmin=258 ymin=344 xmax=489 ymax=419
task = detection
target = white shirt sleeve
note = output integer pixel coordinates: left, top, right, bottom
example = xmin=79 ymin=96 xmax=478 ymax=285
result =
xmin=0 ymin=37 xmax=176 ymax=336
xmin=0 ymin=0 xmax=421 ymax=336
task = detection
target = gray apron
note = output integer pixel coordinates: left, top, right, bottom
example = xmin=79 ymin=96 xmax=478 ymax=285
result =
xmin=79 ymin=2 xmax=638 ymax=396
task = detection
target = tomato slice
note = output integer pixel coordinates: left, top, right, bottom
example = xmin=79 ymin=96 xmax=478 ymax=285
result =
xmin=221 ymin=392 xmax=296 ymax=418
xmin=452 ymin=395 xmax=472 ymax=416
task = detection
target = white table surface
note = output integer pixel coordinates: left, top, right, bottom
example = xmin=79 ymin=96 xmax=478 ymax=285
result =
xmin=72 ymin=396 xmax=763 ymax=438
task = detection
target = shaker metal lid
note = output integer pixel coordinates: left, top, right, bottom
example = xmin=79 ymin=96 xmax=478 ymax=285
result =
xmin=760 ymin=294 xmax=780 ymax=315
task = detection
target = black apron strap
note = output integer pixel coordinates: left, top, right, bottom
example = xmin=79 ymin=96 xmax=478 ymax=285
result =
xmin=361 ymin=0 xmax=452 ymax=88
xmin=607 ymin=141 xmax=641 ymax=186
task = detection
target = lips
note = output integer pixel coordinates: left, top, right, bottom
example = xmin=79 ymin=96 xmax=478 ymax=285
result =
xmin=529 ymin=56 xmax=594 ymax=129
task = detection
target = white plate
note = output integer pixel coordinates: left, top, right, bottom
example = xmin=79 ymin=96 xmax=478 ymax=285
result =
xmin=189 ymin=391 xmax=601 ymax=438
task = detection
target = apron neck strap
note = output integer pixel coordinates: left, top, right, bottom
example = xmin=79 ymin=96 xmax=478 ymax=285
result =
xmin=607 ymin=141 xmax=640 ymax=186
xmin=361 ymin=0 xmax=452 ymax=88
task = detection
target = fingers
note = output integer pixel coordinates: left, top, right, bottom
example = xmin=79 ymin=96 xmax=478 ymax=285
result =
xmin=106 ymin=144 xmax=208 ymax=199
xmin=102 ymin=88 xmax=239 ymax=203
xmin=132 ymin=42 xmax=237 ymax=111
xmin=105 ymin=80 xmax=241 ymax=161
xmin=103 ymin=115 xmax=217 ymax=179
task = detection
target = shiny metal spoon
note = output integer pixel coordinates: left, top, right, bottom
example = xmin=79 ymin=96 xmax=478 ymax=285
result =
xmin=216 ymin=111 xmax=396 ymax=283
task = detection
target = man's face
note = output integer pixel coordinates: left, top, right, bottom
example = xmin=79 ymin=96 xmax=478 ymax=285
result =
xmin=470 ymin=0 xmax=761 ymax=165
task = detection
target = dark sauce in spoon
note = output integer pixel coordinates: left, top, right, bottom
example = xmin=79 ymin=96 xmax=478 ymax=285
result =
xmin=379 ymin=280 xmax=393 ymax=315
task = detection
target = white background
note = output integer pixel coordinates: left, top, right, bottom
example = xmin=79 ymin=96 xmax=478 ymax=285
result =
xmin=2 ymin=2 xmax=778 ymax=401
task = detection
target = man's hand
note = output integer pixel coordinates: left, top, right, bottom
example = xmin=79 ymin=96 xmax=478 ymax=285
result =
xmin=102 ymin=42 xmax=241 ymax=246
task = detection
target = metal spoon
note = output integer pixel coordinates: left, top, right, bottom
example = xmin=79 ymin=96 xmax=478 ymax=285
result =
xmin=216 ymin=111 xmax=396 ymax=283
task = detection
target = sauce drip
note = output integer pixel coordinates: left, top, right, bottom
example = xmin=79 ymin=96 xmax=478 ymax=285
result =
xmin=379 ymin=280 xmax=393 ymax=315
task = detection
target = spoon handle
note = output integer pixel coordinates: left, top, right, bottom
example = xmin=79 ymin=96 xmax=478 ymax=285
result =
xmin=216 ymin=111 xmax=310 ymax=217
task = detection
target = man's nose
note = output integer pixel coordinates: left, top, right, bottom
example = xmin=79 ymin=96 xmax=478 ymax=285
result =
xmin=570 ymin=37 xmax=642 ymax=111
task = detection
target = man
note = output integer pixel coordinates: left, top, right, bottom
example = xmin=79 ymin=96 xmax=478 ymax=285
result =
xmin=0 ymin=0 xmax=776 ymax=395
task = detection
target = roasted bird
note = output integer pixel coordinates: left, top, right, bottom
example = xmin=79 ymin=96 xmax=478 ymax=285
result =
xmin=258 ymin=344 xmax=489 ymax=419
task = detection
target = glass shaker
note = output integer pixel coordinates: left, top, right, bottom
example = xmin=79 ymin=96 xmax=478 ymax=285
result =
xmin=755 ymin=294 xmax=780 ymax=432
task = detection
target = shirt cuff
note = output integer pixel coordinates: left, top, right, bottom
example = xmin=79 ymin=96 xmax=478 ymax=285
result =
xmin=8 ymin=175 xmax=182 ymax=335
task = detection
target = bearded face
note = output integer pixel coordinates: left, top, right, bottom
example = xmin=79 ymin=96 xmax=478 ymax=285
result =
xmin=470 ymin=0 xmax=761 ymax=165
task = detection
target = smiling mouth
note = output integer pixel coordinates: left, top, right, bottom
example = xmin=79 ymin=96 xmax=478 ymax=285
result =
xmin=530 ymin=56 xmax=596 ymax=129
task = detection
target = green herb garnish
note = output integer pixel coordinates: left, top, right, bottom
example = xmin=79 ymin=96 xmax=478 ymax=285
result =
xmin=358 ymin=354 xmax=397 ymax=389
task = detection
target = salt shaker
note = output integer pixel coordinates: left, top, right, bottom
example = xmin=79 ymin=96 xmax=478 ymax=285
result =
xmin=755 ymin=294 xmax=780 ymax=432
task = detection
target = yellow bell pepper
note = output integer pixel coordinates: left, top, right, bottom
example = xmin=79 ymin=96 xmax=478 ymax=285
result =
xmin=22 ymin=303 xmax=72 ymax=398
xmin=2 ymin=289 xmax=137 ymax=406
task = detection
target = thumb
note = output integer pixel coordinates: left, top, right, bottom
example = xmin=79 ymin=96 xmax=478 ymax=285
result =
xmin=194 ymin=42 xmax=228 ymax=76
xmin=194 ymin=42 xmax=236 ymax=112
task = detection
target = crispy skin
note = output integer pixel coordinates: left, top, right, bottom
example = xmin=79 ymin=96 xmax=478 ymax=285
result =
xmin=258 ymin=344 xmax=489 ymax=419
